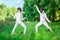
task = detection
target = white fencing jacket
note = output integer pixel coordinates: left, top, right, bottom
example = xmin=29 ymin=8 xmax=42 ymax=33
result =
xmin=40 ymin=12 xmax=50 ymax=23
xmin=14 ymin=11 xmax=24 ymax=21
xmin=35 ymin=6 xmax=50 ymax=23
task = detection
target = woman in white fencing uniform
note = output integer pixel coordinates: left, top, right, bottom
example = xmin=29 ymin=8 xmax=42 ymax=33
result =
xmin=11 ymin=7 xmax=26 ymax=35
xmin=34 ymin=5 xmax=52 ymax=33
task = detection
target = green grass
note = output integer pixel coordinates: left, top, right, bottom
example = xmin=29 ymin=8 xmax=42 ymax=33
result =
xmin=0 ymin=21 xmax=60 ymax=40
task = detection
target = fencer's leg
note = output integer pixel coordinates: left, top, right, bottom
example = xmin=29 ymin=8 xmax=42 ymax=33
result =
xmin=35 ymin=22 xmax=42 ymax=33
xmin=43 ymin=22 xmax=52 ymax=32
xmin=19 ymin=21 xmax=26 ymax=35
xmin=11 ymin=22 xmax=18 ymax=35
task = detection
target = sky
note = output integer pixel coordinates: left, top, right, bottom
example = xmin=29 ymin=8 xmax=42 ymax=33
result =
xmin=0 ymin=0 xmax=24 ymax=10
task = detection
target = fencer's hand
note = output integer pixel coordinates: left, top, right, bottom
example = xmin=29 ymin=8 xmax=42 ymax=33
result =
xmin=34 ymin=5 xmax=37 ymax=7
xmin=49 ymin=22 xmax=52 ymax=25
xmin=23 ymin=17 xmax=26 ymax=20
xmin=14 ymin=16 xmax=15 ymax=19
xmin=24 ymin=17 xmax=26 ymax=20
xmin=49 ymin=21 xmax=51 ymax=23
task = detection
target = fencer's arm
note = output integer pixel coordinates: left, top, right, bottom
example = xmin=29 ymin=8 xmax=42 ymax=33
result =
xmin=44 ymin=13 xmax=50 ymax=23
xmin=20 ymin=12 xmax=26 ymax=20
xmin=34 ymin=5 xmax=41 ymax=15
xmin=21 ymin=17 xmax=26 ymax=20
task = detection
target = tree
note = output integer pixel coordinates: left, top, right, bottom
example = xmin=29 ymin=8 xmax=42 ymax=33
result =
xmin=24 ymin=0 xmax=60 ymax=21
xmin=0 ymin=3 xmax=17 ymax=21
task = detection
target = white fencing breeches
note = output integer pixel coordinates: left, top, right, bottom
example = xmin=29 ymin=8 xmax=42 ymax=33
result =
xmin=11 ymin=21 xmax=26 ymax=35
xmin=35 ymin=22 xmax=52 ymax=33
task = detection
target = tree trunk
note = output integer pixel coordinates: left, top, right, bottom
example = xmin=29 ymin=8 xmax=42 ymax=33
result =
xmin=52 ymin=9 xmax=56 ymax=21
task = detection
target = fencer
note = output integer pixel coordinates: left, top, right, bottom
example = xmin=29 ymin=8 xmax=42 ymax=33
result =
xmin=34 ymin=5 xmax=52 ymax=33
xmin=11 ymin=7 xmax=26 ymax=35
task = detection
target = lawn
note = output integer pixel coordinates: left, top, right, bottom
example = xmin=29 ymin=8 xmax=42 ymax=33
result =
xmin=0 ymin=21 xmax=60 ymax=40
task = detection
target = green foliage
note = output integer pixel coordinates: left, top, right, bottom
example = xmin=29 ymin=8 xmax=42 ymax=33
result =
xmin=0 ymin=22 xmax=5 ymax=33
xmin=0 ymin=22 xmax=60 ymax=40
xmin=23 ymin=0 xmax=38 ymax=21
xmin=24 ymin=0 xmax=60 ymax=21
xmin=0 ymin=3 xmax=17 ymax=21
xmin=0 ymin=0 xmax=60 ymax=21
xmin=0 ymin=3 xmax=7 ymax=21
